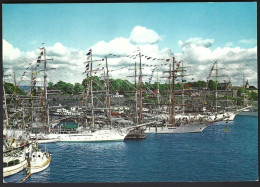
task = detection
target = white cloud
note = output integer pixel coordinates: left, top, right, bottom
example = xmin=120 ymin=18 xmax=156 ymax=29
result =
xmin=129 ymin=26 xmax=162 ymax=44
xmin=225 ymin=42 xmax=233 ymax=47
xmin=92 ymin=37 xmax=136 ymax=56
xmin=3 ymin=40 xmax=87 ymax=86
xmin=238 ymin=39 xmax=257 ymax=45
xmin=177 ymin=38 xmax=257 ymax=87
xmin=3 ymin=39 xmax=22 ymax=61
xmin=3 ymin=28 xmax=257 ymax=89
xmin=178 ymin=38 xmax=214 ymax=48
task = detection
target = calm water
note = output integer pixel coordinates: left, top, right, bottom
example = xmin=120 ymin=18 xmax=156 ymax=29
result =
xmin=4 ymin=115 xmax=258 ymax=183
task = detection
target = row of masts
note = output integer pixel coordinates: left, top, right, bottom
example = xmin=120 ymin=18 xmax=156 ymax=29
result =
xmin=3 ymin=46 xmax=240 ymax=132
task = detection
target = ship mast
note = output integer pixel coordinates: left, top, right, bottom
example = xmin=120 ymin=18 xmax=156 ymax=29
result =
xmin=40 ymin=46 xmax=53 ymax=133
xmin=13 ymin=72 xmax=19 ymax=126
xmin=135 ymin=61 xmax=138 ymax=124
xmin=105 ymin=56 xmax=112 ymax=126
xmin=168 ymin=63 xmax=172 ymax=123
xmin=171 ymin=57 xmax=175 ymax=127
xmin=215 ymin=61 xmax=218 ymax=113
xmin=139 ymin=50 xmax=143 ymax=124
xmin=90 ymin=49 xmax=95 ymax=128
xmin=242 ymin=63 xmax=246 ymax=108
xmin=30 ymin=65 xmax=34 ymax=123
xmin=3 ymin=75 xmax=9 ymax=127
xmin=157 ymin=67 xmax=160 ymax=109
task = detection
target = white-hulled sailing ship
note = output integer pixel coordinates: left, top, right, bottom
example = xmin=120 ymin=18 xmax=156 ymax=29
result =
xmin=37 ymin=49 xmax=151 ymax=142
xmin=144 ymin=58 xmax=209 ymax=134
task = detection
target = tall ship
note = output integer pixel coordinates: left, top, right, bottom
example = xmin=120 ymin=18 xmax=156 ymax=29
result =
xmin=34 ymin=48 xmax=151 ymax=142
xmin=144 ymin=58 xmax=209 ymax=134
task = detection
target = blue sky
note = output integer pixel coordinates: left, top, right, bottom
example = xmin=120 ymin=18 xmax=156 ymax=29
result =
xmin=3 ymin=2 xmax=257 ymax=52
xmin=2 ymin=2 xmax=257 ymax=87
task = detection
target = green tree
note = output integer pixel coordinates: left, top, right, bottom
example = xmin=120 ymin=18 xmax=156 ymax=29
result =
xmin=237 ymin=88 xmax=244 ymax=97
xmin=208 ymin=80 xmax=217 ymax=91
xmin=4 ymin=82 xmax=25 ymax=95
xmin=53 ymin=81 xmax=73 ymax=94
xmin=82 ymin=78 xmax=88 ymax=88
xmin=48 ymin=82 xmax=54 ymax=90
xmin=197 ymin=81 xmax=206 ymax=88
xmin=249 ymin=91 xmax=258 ymax=101
xmin=53 ymin=81 xmax=67 ymax=91
xmin=64 ymin=83 xmax=74 ymax=95
xmin=74 ymin=83 xmax=84 ymax=95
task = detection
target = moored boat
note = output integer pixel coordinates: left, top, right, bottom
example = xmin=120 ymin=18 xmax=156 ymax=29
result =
xmin=144 ymin=123 xmax=208 ymax=134
xmin=30 ymin=150 xmax=51 ymax=174
xmin=3 ymin=150 xmax=27 ymax=177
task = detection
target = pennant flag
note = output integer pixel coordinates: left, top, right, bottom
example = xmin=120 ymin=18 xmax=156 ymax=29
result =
xmin=97 ymin=63 xmax=102 ymax=66
xmin=86 ymin=50 xmax=91 ymax=56
xmin=37 ymin=60 xmax=41 ymax=63
xmin=166 ymin=59 xmax=170 ymax=62
xmin=33 ymin=72 xmax=37 ymax=75
xmin=147 ymin=57 xmax=151 ymax=60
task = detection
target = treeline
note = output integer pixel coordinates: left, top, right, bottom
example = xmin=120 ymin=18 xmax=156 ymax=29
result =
xmin=4 ymin=82 xmax=26 ymax=95
xmin=237 ymin=87 xmax=258 ymax=101
xmin=5 ymin=77 xmax=257 ymax=101
xmin=47 ymin=81 xmax=84 ymax=95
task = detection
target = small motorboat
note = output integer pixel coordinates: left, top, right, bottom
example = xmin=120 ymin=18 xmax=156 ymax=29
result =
xmin=29 ymin=144 xmax=52 ymax=174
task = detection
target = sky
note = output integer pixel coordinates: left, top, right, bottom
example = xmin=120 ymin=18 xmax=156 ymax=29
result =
xmin=2 ymin=2 xmax=258 ymax=88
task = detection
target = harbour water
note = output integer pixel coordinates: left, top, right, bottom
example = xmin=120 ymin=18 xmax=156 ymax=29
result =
xmin=4 ymin=115 xmax=258 ymax=183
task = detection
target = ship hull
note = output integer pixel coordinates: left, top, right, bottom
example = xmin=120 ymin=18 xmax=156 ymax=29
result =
xmin=31 ymin=157 xmax=51 ymax=174
xmin=42 ymin=129 xmax=128 ymax=142
xmin=144 ymin=124 xmax=208 ymax=134
xmin=3 ymin=155 xmax=27 ymax=178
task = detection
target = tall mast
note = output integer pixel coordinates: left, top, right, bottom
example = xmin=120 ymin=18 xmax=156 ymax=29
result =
xmin=169 ymin=63 xmax=172 ymax=122
xmin=42 ymin=91 xmax=45 ymax=133
xmin=171 ymin=57 xmax=175 ymax=127
xmin=3 ymin=76 xmax=9 ymax=127
xmin=139 ymin=50 xmax=143 ymax=123
xmin=215 ymin=61 xmax=218 ymax=113
xmin=22 ymin=106 xmax=25 ymax=130
xmin=181 ymin=60 xmax=184 ymax=115
xmin=242 ymin=63 xmax=245 ymax=107
xmin=90 ymin=49 xmax=95 ymax=128
xmin=157 ymin=67 xmax=160 ymax=109
xmin=13 ymin=72 xmax=18 ymax=126
xmin=105 ymin=56 xmax=112 ymax=126
xmin=30 ymin=65 xmax=34 ymax=123
xmin=43 ymin=47 xmax=50 ymax=132
xmin=134 ymin=61 xmax=138 ymax=124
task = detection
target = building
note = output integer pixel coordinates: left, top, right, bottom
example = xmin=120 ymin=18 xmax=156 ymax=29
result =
xmin=245 ymin=80 xmax=258 ymax=93
xmin=216 ymin=81 xmax=237 ymax=98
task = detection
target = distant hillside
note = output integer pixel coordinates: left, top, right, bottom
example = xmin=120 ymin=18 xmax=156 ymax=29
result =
xmin=18 ymin=85 xmax=40 ymax=91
